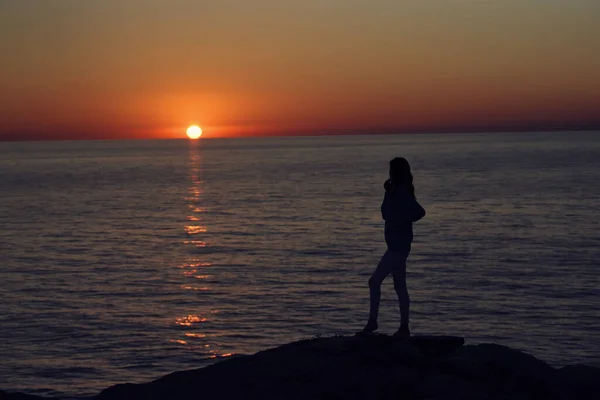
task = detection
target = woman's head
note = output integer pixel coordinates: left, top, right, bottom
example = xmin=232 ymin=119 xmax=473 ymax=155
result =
xmin=389 ymin=157 xmax=415 ymax=199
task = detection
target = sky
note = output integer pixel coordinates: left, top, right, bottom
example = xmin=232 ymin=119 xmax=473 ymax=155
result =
xmin=1 ymin=0 xmax=599 ymax=140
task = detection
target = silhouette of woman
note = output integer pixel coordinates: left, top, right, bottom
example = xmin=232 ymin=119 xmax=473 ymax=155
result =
xmin=361 ymin=157 xmax=426 ymax=337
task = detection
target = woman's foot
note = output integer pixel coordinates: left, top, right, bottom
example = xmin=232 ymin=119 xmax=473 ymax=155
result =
xmin=393 ymin=324 xmax=410 ymax=338
xmin=361 ymin=319 xmax=378 ymax=333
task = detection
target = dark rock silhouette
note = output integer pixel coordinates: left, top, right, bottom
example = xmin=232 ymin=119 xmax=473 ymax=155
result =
xmin=1 ymin=335 xmax=599 ymax=400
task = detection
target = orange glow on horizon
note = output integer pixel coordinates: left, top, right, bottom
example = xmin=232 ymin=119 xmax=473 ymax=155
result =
xmin=1 ymin=2 xmax=598 ymax=141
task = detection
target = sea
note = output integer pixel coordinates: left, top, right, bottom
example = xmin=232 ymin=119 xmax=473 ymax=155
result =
xmin=1 ymin=132 xmax=599 ymax=398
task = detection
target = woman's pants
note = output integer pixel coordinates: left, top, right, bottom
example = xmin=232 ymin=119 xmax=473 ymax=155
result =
xmin=368 ymin=246 xmax=410 ymax=326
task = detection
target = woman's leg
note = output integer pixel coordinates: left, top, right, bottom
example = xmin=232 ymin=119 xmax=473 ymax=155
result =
xmin=367 ymin=250 xmax=393 ymax=322
xmin=390 ymin=247 xmax=411 ymax=333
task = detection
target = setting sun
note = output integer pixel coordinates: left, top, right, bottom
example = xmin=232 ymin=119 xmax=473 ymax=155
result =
xmin=186 ymin=125 xmax=202 ymax=139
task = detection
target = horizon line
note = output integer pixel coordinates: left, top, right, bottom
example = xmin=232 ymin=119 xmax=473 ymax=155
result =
xmin=0 ymin=127 xmax=598 ymax=143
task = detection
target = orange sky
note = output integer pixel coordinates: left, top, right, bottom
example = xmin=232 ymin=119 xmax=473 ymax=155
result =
xmin=1 ymin=0 xmax=599 ymax=140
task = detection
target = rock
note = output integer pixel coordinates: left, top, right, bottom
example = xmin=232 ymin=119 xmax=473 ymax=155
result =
xmin=557 ymin=364 xmax=600 ymax=399
xmin=409 ymin=335 xmax=465 ymax=357
xmin=414 ymin=372 xmax=497 ymax=400
xmin=2 ymin=336 xmax=598 ymax=400
xmin=436 ymin=343 xmax=600 ymax=400
xmin=94 ymin=335 xmax=457 ymax=400
xmin=438 ymin=343 xmax=562 ymax=398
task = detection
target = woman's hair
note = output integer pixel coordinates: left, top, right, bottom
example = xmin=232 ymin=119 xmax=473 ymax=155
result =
xmin=389 ymin=157 xmax=416 ymax=199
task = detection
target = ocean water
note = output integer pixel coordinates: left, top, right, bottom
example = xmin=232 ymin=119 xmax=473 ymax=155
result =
xmin=1 ymin=132 xmax=599 ymax=398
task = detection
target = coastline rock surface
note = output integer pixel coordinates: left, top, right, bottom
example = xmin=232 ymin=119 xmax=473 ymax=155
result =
xmin=2 ymin=335 xmax=599 ymax=400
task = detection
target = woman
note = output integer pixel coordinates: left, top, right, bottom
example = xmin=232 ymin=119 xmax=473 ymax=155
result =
xmin=361 ymin=157 xmax=426 ymax=337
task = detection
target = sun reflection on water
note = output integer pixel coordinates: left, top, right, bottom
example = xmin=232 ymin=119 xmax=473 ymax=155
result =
xmin=185 ymin=225 xmax=207 ymax=235
xmin=170 ymin=142 xmax=230 ymax=358
xmin=185 ymin=332 xmax=207 ymax=339
xmin=181 ymin=285 xmax=210 ymax=291
xmin=175 ymin=315 xmax=208 ymax=326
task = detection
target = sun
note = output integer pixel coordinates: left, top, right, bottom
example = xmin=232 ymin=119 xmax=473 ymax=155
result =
xmin=186 ymin=125 xmax=202 ymax=139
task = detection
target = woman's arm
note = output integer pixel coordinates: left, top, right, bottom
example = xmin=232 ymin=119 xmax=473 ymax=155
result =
xmin=381 ymin=190 xmax=426 ymax=223
xmin=409 ymin=198 xmax=426 ymax=222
